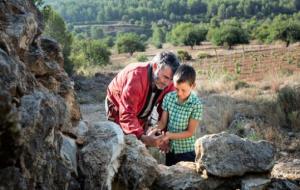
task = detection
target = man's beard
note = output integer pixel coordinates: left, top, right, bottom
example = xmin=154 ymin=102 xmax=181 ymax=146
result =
xmin=154 ymin=76 xmax=167 ymax=90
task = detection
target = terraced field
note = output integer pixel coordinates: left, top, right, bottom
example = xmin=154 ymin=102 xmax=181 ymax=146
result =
xmin=110 ymin=42 xmax=300 ymax=83
xmin=193 ymin=44 xmax=300 ymax=82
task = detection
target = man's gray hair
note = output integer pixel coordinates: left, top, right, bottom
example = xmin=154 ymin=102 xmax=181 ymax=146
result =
xmin=152 ymin=51 xmax=180 ymax=74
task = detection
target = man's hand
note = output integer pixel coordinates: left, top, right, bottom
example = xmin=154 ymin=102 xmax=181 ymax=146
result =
xmin=141 ymin=128 xmax=163 ymax=147
xmin=146 ymin=127 xmax=162 ymax=136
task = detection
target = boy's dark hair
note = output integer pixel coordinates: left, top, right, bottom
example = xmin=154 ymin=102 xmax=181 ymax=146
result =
xmin=173 ymin=64 xmax=196 ymax=85
xmin=152 ymin=51 xmax=180 ymax=74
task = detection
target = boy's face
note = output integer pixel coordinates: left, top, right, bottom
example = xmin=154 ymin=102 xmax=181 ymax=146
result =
xmin=174 ymin=81 xmax=195 ymax=103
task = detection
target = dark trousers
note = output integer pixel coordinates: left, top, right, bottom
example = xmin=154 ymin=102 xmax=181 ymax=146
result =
xmin=165 ymin=151 xmax=196 ymax=166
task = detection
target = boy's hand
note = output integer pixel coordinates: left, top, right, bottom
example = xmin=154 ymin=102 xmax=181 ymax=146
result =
xmin=158 ymin=132 xmax=170 ymax=153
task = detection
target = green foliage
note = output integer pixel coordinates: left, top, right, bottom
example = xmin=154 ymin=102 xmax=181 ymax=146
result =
xmin=235 ymin=61 xmax=242 ymax=74
xmin=254 ymin=15 xmax=300 ymax=46
xmin=187 ymin=0 xmax=207 ymax=15
xmin=247 ymin=133 xmax=261 ymax=141
xmin=115 ymin=33 xmax=146 ymax=56
xmin=32 ymin=0 xmax=44 ymax=7
xmin=242 ymin=17 xmax=261 ymax=40
xmin=177 ymin=50 xmax=192 ymax=61
xmin=100 ymin=36 xmax=115 ymax=48
xmin=169 ymin=23 xmax=208 ymax=49
xmin=197 ymin=52 xmax=213 ymax=59
xmin=45 ymin=0 xmax=300 ymax=27
xmin=90 ymin=26 xmax=104 ymax=39
xmin=42 ymin=6 xmax=73 ymax=73
xmin=254 ymin=20 xmax=273 ymax=43
xmin=278 ymin=86 xmax=300 ymax=129
xmin=208 ymin=20 xmax=249 ymax=49
xmin=151 ymin=24 xmax=166 ymax=48
xmin=234 ymin=81 xmax=250 ymax=90
xmin=269 ymin=15 xmax=300 ymax=47
xmin=136 ymin=54 xmax=148 ymax=62
xmin=70 ymin=39 xmax=111 ymax=69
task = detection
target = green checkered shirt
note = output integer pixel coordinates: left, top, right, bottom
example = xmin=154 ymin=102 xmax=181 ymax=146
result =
xmin=162 ymin=91 xmax=203 ymax=154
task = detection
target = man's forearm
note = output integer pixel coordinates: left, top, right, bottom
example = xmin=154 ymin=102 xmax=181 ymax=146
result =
xmin=141 ymin=134 xmax=160 ymax=147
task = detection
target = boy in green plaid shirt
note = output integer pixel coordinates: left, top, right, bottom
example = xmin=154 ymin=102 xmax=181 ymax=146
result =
xmin=155 ymin=64 xmax=203 ymax=166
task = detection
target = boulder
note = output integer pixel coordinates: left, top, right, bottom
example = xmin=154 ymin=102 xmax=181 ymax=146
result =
xmin=115 ymin=135 xmax=160 ymax=190
xmin=195 ymin=132 xmax=275 ymax=177
xmin=78 ymin=121 xmax=125 ymax=190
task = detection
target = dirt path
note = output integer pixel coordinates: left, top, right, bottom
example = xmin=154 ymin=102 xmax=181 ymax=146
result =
xmin=72 ymin=72 xmax=116 ymax=123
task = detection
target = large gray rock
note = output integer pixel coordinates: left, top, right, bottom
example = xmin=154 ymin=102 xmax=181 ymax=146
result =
xmin=195 ymin=132 xmax=275 ymax=177
xmin=152 ymin=162 xmax=239 ymax=190
xmin=115 ymin=135 xmax=160 ymax=190
xmin=78 ymin=121 xmax=125 ymax=190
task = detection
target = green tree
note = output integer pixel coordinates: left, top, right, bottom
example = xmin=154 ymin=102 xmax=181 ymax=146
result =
xmin=208 ymin=21 xmax=249 ymax=49
xmin=187 ymin=0 xmax=207 ymax=15
xmin=254 ymin=19 xmax=272 ymax=43
xmin=151 ymin=24 xmax=166 ymax=48
xmin=101 ymin=36 xmax=115 ymax=48
xmin=70 ymin=39 xmax=111 ymax=69
xmin=42 ymin=5 xmax=73 ymax=73
xmin=169 ymin=23 xmax=208 ymax=49
xmin=90 ymin=26 xmax=104 ymax=39
xmin=269 ymin=15 xmax=300 ymax=47
xmin=217 ymin=4 xmax=226 ymax=19
xmin=115 ymin=33 xmax=146 ymax=56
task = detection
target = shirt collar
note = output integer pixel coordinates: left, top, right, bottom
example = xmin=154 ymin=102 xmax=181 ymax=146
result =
xmin=176 ymin=91 xmax=194 ymax=105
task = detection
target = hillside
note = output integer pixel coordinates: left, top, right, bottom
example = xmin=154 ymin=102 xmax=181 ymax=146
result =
xmin=45 ymin=0 xmax=300 ymax=24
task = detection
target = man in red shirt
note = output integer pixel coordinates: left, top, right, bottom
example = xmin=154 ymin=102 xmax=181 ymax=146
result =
xmin=106 ymin=51 xmax=180 ymax=147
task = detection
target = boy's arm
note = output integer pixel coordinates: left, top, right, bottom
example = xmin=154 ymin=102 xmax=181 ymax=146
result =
xmin=157 ymin=111 xmax=168 ymax=130
xmin=166 ymin=119 xmax=199 ymax=140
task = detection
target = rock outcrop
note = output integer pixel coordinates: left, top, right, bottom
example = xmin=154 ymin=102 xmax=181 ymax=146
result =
xmin=0 ymin=0 xmax=80 ymax=189
xmin=195 ymin=132 xmax=275 ymax=177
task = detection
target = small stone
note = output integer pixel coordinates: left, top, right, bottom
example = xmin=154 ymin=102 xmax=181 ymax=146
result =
xmin=279 ymin=151 xmax=288 ymax=156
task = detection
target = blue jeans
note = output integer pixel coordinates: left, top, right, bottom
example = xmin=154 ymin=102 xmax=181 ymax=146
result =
xmin=165 ymin=151 xmax=196 ymax=166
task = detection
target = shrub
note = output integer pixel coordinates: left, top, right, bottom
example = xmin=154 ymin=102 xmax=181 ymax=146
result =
xmin=197 ymin=52 xmax=213 ymax=59
xmin=278 ymin=86 xmax=300 ymax=129
xmin=177 ymin=50 xmax=192 ymax=61
xmin=234 ymin=81 xmax=250 ymax=90
xmin=136 ymin=54 xmax=148 ymax=62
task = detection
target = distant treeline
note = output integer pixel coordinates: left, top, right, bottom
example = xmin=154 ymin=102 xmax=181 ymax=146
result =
xmin=37 ymin=0 xmax=300 ymax=75
xmin=44 ymin=0 xmax=300 ymax=24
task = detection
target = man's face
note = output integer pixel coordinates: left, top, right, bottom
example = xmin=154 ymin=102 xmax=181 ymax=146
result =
xmin=153 ymin=65 xmax=173 ymax=90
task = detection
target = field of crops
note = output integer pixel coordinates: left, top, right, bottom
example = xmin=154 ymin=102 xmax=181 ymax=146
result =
xmin=193 ymin=45 xmax=300 ymax=82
